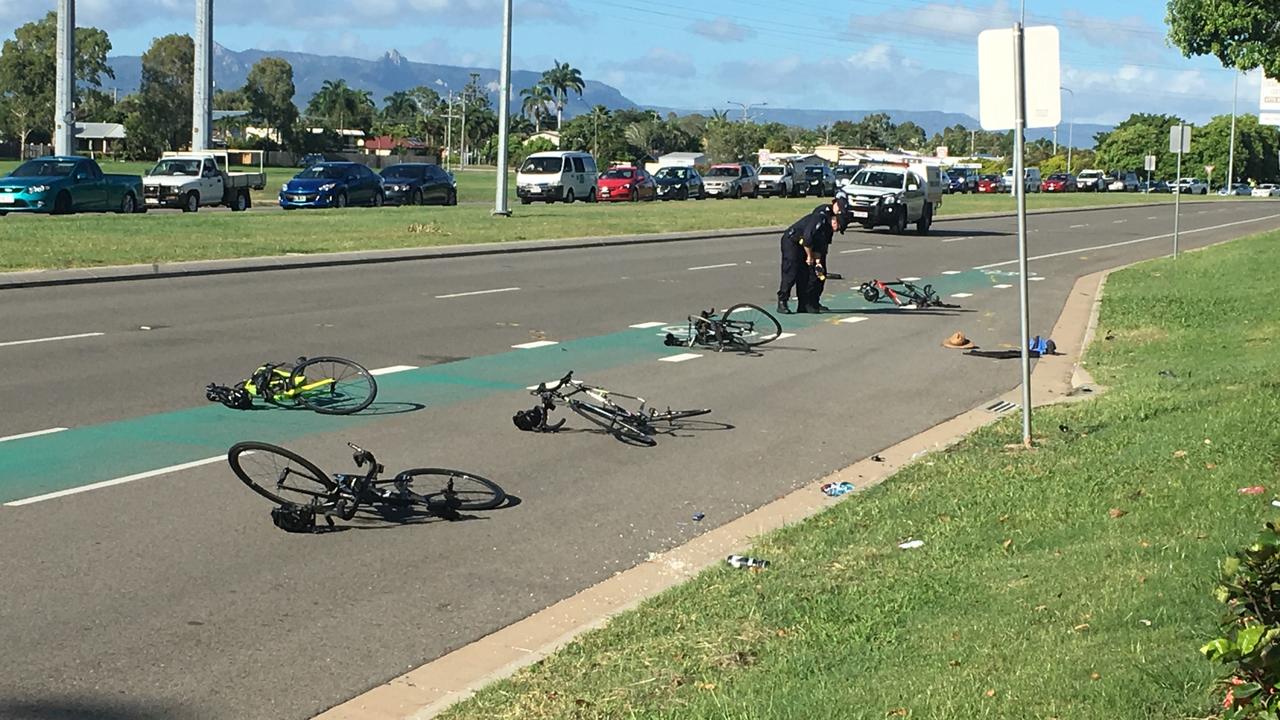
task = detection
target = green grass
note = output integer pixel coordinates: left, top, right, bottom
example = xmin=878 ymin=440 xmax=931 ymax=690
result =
xmin=436 ymin=232 xmax=1280 ymax=720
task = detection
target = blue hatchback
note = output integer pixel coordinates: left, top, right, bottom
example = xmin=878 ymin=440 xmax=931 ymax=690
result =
xmin=280 ymin=162 xmax=385 ymax=209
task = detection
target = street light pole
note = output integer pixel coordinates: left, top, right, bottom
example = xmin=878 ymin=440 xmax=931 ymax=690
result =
xmin=1060 ymin=86 xmax=1074 ymax=174
xmin=726 ymin=100 xmax=766 ymax=122
xmin=54 ymin=0 xmax=75 ymax=156
xmin=493 ymin=0 xmax=513 ymax=217
xmin=1227 ymin=70 xmax=1239 ymax=193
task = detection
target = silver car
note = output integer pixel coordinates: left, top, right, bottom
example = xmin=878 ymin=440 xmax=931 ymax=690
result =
xmin=702 ymin=164 xmax=759 ymax=199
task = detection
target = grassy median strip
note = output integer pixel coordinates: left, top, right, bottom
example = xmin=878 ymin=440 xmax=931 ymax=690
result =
xmin=436 ymin=232 xmax=1280 ymax=719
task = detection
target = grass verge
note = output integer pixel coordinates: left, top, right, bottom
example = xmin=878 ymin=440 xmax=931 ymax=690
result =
xmin=436 ymin=231 xmax=1280 ymax=719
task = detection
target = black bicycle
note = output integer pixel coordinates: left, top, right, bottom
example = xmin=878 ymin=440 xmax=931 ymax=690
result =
xmin=663 ymin=304 xmax=783 ymax=352
xmin=206 ymin=356 xmax=378 ymax=415
xmin=228 ymin=441 xmax=506 ymax=532
xmin=513 ymin=370 xmax=711 ymax=447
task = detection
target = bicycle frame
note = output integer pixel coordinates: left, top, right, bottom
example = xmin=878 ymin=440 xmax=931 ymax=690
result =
xmin=669 ymin=309 xmax=753 ymax=352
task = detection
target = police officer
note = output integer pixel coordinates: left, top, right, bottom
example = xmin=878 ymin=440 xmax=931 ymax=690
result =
xmin=777 ymin=196 xmax=849 ymax=314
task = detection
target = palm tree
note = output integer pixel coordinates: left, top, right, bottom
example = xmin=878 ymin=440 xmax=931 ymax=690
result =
xmin=520 ymin=84 xmax=554 ymax=132
xmin=307 ymin=79 xmax=350 ymax=128
xmin=382 ymin=91 xmax=418 ymax=124
xmin=541 ymin=60 xmax=585 ymax=131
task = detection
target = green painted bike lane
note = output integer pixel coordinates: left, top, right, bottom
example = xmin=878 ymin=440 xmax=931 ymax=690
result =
xmin=0 ymin=271 xmax=994 ymax=504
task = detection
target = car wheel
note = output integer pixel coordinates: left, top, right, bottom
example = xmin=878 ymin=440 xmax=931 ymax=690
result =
xmin=565 ymin=188 xmax=576 ymax=204
xmin=915 ymin=203 xmax=933 ymax=235
xmin=892 ymin=209 xmax=908 ymax=235
xmin=231 ymin=190 xmax=249 ymax=212
xmin=587 ymin=189 xmax=596 ymax=203
xmin=410 ymin=189 xmax=423 ymax=206
xmin=182 ymin=191 xmax=199 ymax=213
xmin=336 ymin=193 xmax=348 ymax=208
xmin=733 ymin=187 xmax=742 ymax=199
xmin=680 ymin=187 xmax=689 ymax=201
xmin=520 ymin=198 xmax=532 ymax=205
xmin=372 ymin=192 xmax=384 ymax=208
xmin=447 ymin=189 xmax=457 ymax=206
xmin=118 ymin=193 xmax=136 ymax=215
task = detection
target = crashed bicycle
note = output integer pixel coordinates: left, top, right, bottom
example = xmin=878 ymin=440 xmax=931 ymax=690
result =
xmin=206 ymin=356 xmax=378 ymax=415
xmin=662 ymin=304 xmax=783 ymax=353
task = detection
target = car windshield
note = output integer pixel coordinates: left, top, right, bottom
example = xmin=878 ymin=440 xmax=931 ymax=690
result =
xmin=12 ymin=160 xmax=77 ymax=177
xmin=1049 ymin=174 xmax=1069 ymax=181
xmin=759 ymin=166 xmax=785 ymax=175
xmin=980 ymin=175 xmax=998 ymax=181
xmin=602 ymin=168 xmax=634 ymax=179
xmin=297 ymin=165 xmax=350 ymax=180
xmin=382 ymin=165 xmax=425 ymax=179
xmin=850 ymin=169 xmax=905 ymax=189
xmin=1079 ymin=171 xmax=1101 ymax=178
xmin=520 ymin=157 xmax=563 ymax=174
xmin=805 ymin=167 xmax=824 ymax=177
xmin=707 ymin=167 xmax=739 ymax=177
xmin=835 ymin=166 xmax=860 ymax=177
xmin=655 ymin=167 xmax=688 ymax=179
xmin=149 ymin=159 xmax=202 ymax=176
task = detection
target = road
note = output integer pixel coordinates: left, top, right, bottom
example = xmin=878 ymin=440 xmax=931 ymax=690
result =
xmin=1 ymin=200 xmax=1276 ymax=719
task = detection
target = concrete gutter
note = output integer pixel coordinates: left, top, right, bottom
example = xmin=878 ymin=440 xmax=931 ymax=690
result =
xmin=0 ymin=199 xmax=1233 ymax=290
xmin=311 ymin=265 xmax=1114 ymax=720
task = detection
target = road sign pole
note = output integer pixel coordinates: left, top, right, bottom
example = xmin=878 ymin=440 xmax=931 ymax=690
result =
xmin=1174 ymin=141 xmax=1183 ymax=258
xmin=1013 ymin=22 xmax=1033 ymax=447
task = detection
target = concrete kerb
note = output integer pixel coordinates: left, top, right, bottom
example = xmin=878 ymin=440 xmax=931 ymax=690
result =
xmin=0 ymin=199 xmax=1232 ymax=291
xmin=310 ymin=268 xmax=1114 ymax=720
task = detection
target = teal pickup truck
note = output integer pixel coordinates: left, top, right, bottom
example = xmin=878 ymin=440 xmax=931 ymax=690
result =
xmin=0 ymin=156 xmax=146 ymax=216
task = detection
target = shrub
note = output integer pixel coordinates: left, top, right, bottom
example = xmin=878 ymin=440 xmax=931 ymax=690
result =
xmin=1203 ymin=522 xmax=1280 ymax=718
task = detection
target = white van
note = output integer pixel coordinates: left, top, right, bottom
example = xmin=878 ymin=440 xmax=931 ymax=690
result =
xmin=517 ymin=151 xmax=598 ymax=204
xmin=1003 ymin=167 xmax=1043 ymax=193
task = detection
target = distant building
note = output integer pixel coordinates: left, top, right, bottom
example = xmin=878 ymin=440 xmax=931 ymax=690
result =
xmin=74 ymin=122 xmax=126 ymax=155
xmin=525 ymin=130 xmax=561 ymax=148
xmin=361 ymin=135 xmax=428 ymax=157
xmin=655 ymin=151 xmax=707 ymax=168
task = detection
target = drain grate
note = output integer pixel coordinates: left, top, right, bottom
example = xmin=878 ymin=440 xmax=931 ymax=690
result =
xmin=986 ymin=400 xmax=1019 ymax=414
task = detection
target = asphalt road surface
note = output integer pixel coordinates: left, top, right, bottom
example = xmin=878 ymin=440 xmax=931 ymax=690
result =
xmin=1 ymin=200 xmax=1277 ymax=720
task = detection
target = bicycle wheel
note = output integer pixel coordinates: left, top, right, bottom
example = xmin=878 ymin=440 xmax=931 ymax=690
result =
xmin=571 ymin=400 xmax=657 ymax=447
xmin=394 ymin=468 xmax=507 ymax=511
xmin=722 ymin=303 xmax=783 ymax=347
xmin=228 ymin=441 xmax=334 ymax=507
xmin=290 ymin=356 xmax=378 ymax=415
xmin=647 ymin=407 xmax=712 ymax=423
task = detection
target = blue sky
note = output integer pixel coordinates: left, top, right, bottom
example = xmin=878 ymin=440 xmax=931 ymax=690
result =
xmin=1 ymin=0 xmax=1262 ymax=125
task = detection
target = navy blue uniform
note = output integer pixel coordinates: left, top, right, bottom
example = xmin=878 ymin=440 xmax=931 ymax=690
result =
xmin=778 ymin=204 xmax=834 ymax=309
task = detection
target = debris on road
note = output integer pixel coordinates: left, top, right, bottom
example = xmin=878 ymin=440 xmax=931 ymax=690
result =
xmin=898 ymin=539 xmax=924 ymax=550
xmin=1108 ymin=508 xmax=1128 ymax=519
xmin=1159 ymin=369 xmax=1178 ymax=379
xmin=1239 ymin=486 xmax=1266 ymax=495
xmin=821 ymin=482 xmax=855 ymax=497
xmin=726 ymin=555 xmax=769 ymax=570
xmin=871 ymin=454 xmax=885 ymax=462
xmin=692 ymin=512 xmax=705 ymax=522
xmin=942 ymin=331 xmax=977 ymax=350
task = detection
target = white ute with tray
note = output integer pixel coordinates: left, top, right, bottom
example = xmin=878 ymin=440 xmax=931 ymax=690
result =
xmin=142 ymin=150 xmax=267 ymax=212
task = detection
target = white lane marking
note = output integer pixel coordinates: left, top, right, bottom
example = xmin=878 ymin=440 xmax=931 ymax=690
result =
xmin=950 ymin=293 xmax=974 ymax=298
xmin=434 ymin=287 xmax=520 ymax=299
xmin=629 ymin=322 xmax=666 ymax=329
xmin=900 ymin=276 xmax=922 ymax=282
xmin=839 ymin=247 xmax=875 ymax=254
xmin=0 ymin=332 xmax=105 ymax=348
xmin=838 ymin=316 xmax=869 ymax=324
xmin=659 ymin=353 xmax=702 ymax=363
xmin=993 ymin=284 xmax=1013 ymax=289
xmin=941 ymin=236 xmax=974 ymax=243
xmin=369 ymin=365 xmax=417 ymax=376
xmin=776 ymin=332 xmax=797 ymax=340
xmin=1147 ymin=216 xmax=1159 ymax=220
xmin=941 ymin=270 xmax=962 ymax=275
xmin=1030 ymin=277 xmax=1046 ymax=281
xmin=1113 ymin=219 xmax=1127 ymax=224
xmin=1069 ymin=224 xmax=1088 ymax=229
xmin=6 ymin=455 xmax=224 ymax=507
xmin=1197 ymin=210 xmax=1208 ymax=214
xmin=512 ymin=340 xmax=559 ymax=350
xmin=687 ymin=263 xmax=737 ymax=271
xmin=975 ymin=214 xmax=1280 ymax=269
xmin=0 ymin=427 xmax=68 ymax=443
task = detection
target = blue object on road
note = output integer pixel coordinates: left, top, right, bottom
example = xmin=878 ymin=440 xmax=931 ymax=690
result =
xmin=821 ymin=481 xmax=855 ymax=497
xmin=692 ymin=512 xmax=705 ymax=521
xmin=1029 ymin=336 xmax=1057 ymax=355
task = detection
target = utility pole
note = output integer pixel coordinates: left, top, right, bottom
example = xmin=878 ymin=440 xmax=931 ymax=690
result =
xmin=493 ymin=0 xmax=513 ymax=216
xmin=192 ymin=0 xmax=214 ymax=151
xmin=726 ymin=100 xmax=766 ymax=123
xmin=54 ymin=0 xmax=75 ymax=156
xmin=1227 ymin=71 xmax=1239 ymax=193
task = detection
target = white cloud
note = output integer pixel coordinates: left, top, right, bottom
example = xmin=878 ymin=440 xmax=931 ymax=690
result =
xmin=689 ymin=16 xmax=753 ymax=43
xmin=603 ymin=48 xmax=696 ymax=79
xmin=849 ymin=0 xmax=1015 ymax=44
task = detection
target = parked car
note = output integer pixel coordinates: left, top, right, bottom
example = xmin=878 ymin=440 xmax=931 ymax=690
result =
xmin=0 ymin=155 xmax=145 ymax=215
xmin=833 ymin=164 xmax=863 ymax=189
xmin=702 ymin=163 xmax=758 ymax=198
xmin=279 ymin=162 xmax=385 ymax=209
xmin=1106 ymin=171 xmax=1140 ymax=192
xmin=653 ymin=166 xmax=704 ymax=200
xmin=843 ymin=162 xmax=944 ymax=234
xmin=516 ymin=150 xmax=597 ymax=204
xmin=1040 ymin=173 xmax=1074 ymax=193
xmin=802 ymin=165 xmax=837 ymax=197
xmin=757 ymin=163 xmax=801 ymax=197
xmin=596 ymin=165 xmax=656 ymax=202
xmin=1004 ymin=166 xmax=1041 ymax=192
xmin=976 ymin=174 xmax=1003 ymax=193
xmin=1075 ymin=169 xmax=1107 ymax=192
xmin=1218 ymin=183 xmax=1251 ymax=196
xmin=946 ymin=167 xmax=979 ymax=193
xmin=1251 ymin=183 xmax=1280 ymax=198
xmin=143 ymin=151 xmax=266 ymax=212
xmin=297 ymin=152 xmax=346 ymax=167
xmin=379 ymin=163 xmax=457 ymax=206
xmin=1174 ymin=177 xmax=1208 ymax=195
xmin=1140 ymin=179 xmax=1171 ymax=193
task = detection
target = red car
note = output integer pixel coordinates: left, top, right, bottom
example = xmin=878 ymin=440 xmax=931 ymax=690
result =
xmin=1040 ymin=174 xmax=1075 ymax=193
xmin=976 ymin=174 xmax=1002 ymax=193
xmin=596 ymin=165 xmax=656 ymax=202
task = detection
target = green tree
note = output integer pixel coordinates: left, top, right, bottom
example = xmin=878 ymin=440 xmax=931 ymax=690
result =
xmin=1094 ymin=113 xmax=1186 ymax=179
xmin=893 ymin=121 xmax=927 ymax=151
xmin=307 ymin=79 xmax=375 ymax=132
xmin=123 ymin=34 xmax=193 ymax=156
xmin=704 ymin=119 xmax=767 ymax=163
xmin=1167 ymin=0 xmax=1280 ymax=76
xmin=1191 ymin=113 xmax=1280 ymax=184
xmin=541 ymin=60 xmax=585 ymax=130
xmin=520 ymin=83 xmax=554 ymax=132
xmin=381 ymin=91 xmax=417 ymax=124
xmin=0 ymin=11 xmax=113 ymax=154
xmin=244 ymin=57 xmax=298 ymax=148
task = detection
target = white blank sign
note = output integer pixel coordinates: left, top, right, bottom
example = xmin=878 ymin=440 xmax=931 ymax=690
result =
xmin=978 ymin=25 xmax=1061 ymax=131
xmin=1169 ymin=125 xmax=1191 ymax=154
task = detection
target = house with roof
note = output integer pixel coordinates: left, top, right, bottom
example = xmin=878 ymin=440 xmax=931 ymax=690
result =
xmin=360 ymin=135 xmax=428 ymax=157
xmin=74 ymin=122 xmax=126 ymax=155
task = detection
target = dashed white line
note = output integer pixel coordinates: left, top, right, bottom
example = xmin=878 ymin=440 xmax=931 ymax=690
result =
xmin=1029 ymin=277 xmax=1046 ymax=281
xmin=434 ymin=287 xmax=520 ymax=299
xmin=512 ymin=340 xmax=559 ymax=350
xmin=941 ymin=236 xmax=975 ymax=243
xmin=839 ymin=248 xmax=875 ymax=254
xmin=687 ymin=263 xmax=738 ymax=271
xmin=950 ymin=293 xmax=974 ymax=298
xmin=993 ymin=284 xmax=1013 ymax=289
xmin=6 ymin=455 xmax=224 ymax=507
xmin=0 ymin=427 xmax=68 ymax=443
xmin=941 ymin=270 xmax=962 ymax=275
xmin=369 ymin=365 xmax=418 ymax=376
xmin=838 ymin=316 xmax=869 ymax=324
xmin=659 ymin=353 xmax=702 ymax=363
xmin=1147 ymin=216 xmax=1159 ymax=220
xmin=900 ymin=276 xmax=922 ymax=282
xmin=0 ymin=332 xmax=105 ymax=348
xmin=1069 ymin=224 xmax=1088 ymax=229
xmin=629 ymin=322 xmax=667 ymax=329
xmin=974 ymin=214 xmax=1280 ymax=269
xmin=1113 ymin=219 xmax=1127 ymax=224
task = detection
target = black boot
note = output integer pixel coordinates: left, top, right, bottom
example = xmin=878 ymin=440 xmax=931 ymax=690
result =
xmin=776 ymin=300 xmax=793 ymax=315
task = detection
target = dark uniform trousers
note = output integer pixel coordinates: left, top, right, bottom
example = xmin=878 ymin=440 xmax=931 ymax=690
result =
xmin=778 ymin=229 xmax=810 ymax=305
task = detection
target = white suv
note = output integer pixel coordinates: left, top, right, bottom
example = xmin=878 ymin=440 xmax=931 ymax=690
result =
xmin=1174 ymin=177 xmax=1208 ymax=195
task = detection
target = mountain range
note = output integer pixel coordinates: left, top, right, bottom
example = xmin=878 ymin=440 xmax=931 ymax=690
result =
xmin=103 ymin=45 xmax=1107 ymax=148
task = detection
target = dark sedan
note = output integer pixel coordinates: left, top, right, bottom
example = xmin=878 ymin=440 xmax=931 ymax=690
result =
xmin=654 ymin=166 xmax=704 ymax=200
xmin=279 ymin=162 xmax=385 ymax=209
xmin=380 ymin=163 xmax=457 ymax=206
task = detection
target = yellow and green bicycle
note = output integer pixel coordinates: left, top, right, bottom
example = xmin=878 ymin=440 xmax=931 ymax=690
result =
xmin=206 ymin=356 xmax=378 ymax=415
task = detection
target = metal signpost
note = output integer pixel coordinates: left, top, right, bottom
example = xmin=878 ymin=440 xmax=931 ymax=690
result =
xmin=1170 ymin=124 xmax=1191 ymax=258
xmin=493 ymin=0 xmax=513 ymax=217
xmin=1144 ymin=154 xmax=1156 ymax=190
xmin=978 ymin=24 xmax=1060 ymax=447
